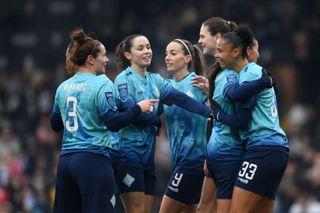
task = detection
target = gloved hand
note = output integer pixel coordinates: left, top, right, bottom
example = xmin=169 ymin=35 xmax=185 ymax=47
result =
xmin=261 ymin=68 xmax=275 ymax=88
xmin=211 ymin=100 xmax=222 ymax=121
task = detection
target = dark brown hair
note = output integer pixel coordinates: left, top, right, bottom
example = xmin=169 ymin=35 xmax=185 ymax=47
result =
xmin=68 ymin=28 xmax=102 ymax=67
xmin=202 ymin=17 xmax=237 ymax=104
xmin=115 ymin=34 xmax=144 ymax=71
xmin=173 ymin=39 xmax=206 ymax=76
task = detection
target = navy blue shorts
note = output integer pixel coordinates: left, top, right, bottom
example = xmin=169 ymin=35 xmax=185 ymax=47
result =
xmin=207 ymin=159 xmax=242 ymax=199
xmin=109 ymin=149 xmax=121 ymax=194
xmin=115 ymin=156 xmax=156 ymax=195
xmin=235 ymin=147 xmax=288 ymax=200
xmin=165 ymin=167 xmax=204 ymax=204
xmin=54 ymin=152 xmax=116 ymax=213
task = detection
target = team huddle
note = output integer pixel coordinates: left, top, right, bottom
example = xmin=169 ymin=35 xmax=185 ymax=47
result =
xmin=50 ymin=17 xmax=289 ymax=213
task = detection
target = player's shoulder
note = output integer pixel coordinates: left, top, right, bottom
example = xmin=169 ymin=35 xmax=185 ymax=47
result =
xmin=223 ymin=68 xmax=238 ymax=75
xmin=147 ymin=71 xmax=162 ymax=79
xmin=115 ymin=67 xmax=133 ymax=81
xmin=218 ymin=68 xmax=238 ymax=84
xmin=245 ymin=62 xmax=263 ymax=74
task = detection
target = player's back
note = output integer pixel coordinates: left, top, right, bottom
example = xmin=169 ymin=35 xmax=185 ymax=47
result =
xmin=55 ymin=72 xmax=113 ymax=150
xmin=239 ymin=62 xmax=288 ymax=149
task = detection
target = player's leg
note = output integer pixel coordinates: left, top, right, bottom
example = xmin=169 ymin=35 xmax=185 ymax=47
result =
xmin=144 ymin=194 xmax=155 ymax=213
xmin=160 ymin=168 xmax=204 ymax=213
xmin=53 ymin=155 xmax=82 ymax=213
xmin=253 ymin=197 xmax=274 ymax=213
xmin=196 ymin=176 xmax=217 ymax=213
xmin=229 ymin=148 xmax=288 ymax=213
xmin=229 ymin=186 xmax=263 ymax=213
xmin=117 ymin=162 xmax=146 ymax=213
xmin=121 ymin=192 xmax=145 ymax=213
xmin=143 ymin=164 xmax=156 ymax=213
xmin=71 ymin=152 xmax=116 ymax=213
xmin=159 ymin=195 xmax=187 ymax=213
xmin=207 ymin=159 xmax=242 ymax=213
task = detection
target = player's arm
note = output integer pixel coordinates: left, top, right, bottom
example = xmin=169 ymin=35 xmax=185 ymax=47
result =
xmin=51 ymin=102 xmax=64 ymax=132
xmin=224 ymin=69 xmax=273 ymax=101
xmin=160 ymin=85 xmax=212 ymax=117
xmin=115 ymin=80 xmax=162 ymax=127
xmin=212 ymin=96 xmax=257 ymax=130
xmin=98 ymin=84 xmax=157 ymax=132
xmin=101 ymin=104 xmax=141 ymax=132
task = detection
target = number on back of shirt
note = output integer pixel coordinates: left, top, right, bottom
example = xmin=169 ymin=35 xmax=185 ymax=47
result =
xmin=171 ymin=173 xmax=183 ymax=187
xmin=270 ymin=89 xmax=278 ymax=117
xmin=66 ymin=96 xmax=78 ymax=132
xmin=238 ymin=161 xmax=257 ymax=180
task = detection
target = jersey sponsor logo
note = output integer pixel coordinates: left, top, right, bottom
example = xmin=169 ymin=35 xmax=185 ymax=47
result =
xmin=105 ymin=92 xmax=116 ymax=109
xmin=118 ymin=83 xmax=128 ymax=99
xmin=226 ymin=74 xmax=237 ymax=83
xmin=168 ymin=185 xmax=179 ymax=193
xmin=238 ymin=177 xmax=249 ymax=184
xmin=122 ymin=173 xmax=135 ymax=187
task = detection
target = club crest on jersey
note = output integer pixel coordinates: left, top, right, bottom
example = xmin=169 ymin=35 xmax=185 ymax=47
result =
xmin=226 ymin=74 xmax=237 ymax=83
xmin=105 ymin=92 xmax=116 ymax=109
xmin=118 ymin=83 xmax=128 ymax=99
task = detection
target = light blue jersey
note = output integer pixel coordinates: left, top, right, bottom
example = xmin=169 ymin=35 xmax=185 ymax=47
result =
xmin=98 ymin=74 xmax=120 ymax=150
xmin=53 ymin=72 xmax=117 ymax=151
xmin=207 ymin=69 xmax=244 ymax=161
xmin=164 ymin=72 xmax=207 ymax=170
xmin=239 ymin=62 xmax=288 ymax=149
xmin=114 ymin=67 xmax=168 ymax=163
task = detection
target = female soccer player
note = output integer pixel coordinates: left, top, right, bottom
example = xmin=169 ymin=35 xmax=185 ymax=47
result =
xmin=195 ymin=18 xmax=273 ymax=213
xmin=211 ymin=25 xmax=289 ymax=213
xmin=113 ymin=34 xmax=213 ymax=213
xmin=159 ymin=39 xmax=208 ymax=213
xmin=195 ymin=17 xmax=238 ymax=213
xmin=51 ymin=29 xmax=157 ymax=213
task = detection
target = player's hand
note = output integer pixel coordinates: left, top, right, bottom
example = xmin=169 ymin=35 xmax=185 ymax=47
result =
xmin=137 ymin=99 xmax=159 ymax=112
xmin=191 ymin=76 xmax=209 ymax=95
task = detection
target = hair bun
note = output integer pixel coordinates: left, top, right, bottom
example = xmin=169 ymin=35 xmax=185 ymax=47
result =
xmin=71 ymin=29 xmax=87 ymax=45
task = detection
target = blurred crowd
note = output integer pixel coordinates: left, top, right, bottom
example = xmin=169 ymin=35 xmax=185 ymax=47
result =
xmin=0 ymin=0 xmax=319 ymax=212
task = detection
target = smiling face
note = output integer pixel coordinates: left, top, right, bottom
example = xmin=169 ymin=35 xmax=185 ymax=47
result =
xmin=215 ymin=38 xmax=238 ymax=69
xmin=198 ymin=24 xmax=218 ymax=56
xmin=165 ymin=41 xmax=191 ymax=73
xmin=92 ymin=44 xmax=108 ymax=75
xmin=125 ymin=36 xmax=152 ymax=69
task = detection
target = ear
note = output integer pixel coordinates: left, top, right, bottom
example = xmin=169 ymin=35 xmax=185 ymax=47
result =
xmin=184 ymin=55 xmax=192 ymax=64
xmin=232 ymin=48 xmax=241 ymax=58
xmin=124 ymin=51 xmax=132 ymax=60
xmin=86 ymin=55 xmax=95 ymax=65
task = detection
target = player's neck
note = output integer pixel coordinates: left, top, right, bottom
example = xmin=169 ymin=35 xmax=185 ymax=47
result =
xmin=233 ymin=59 xmax=249 ymax=73
xmin=174 ymin=69 xmax=189 ymax=82
xmin=131 ymin=64 xmax=147 ymax=77
xmin=78 ymin=66 xmax=97 ymax=75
